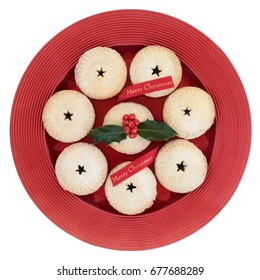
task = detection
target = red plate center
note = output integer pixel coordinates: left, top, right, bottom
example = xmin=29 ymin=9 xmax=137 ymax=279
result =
xmin=46 ymin=45 xmax=216 ymax=214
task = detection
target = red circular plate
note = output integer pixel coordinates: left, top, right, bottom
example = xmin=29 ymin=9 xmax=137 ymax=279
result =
xmin=10 ymin=10 xmax=251 ymax=250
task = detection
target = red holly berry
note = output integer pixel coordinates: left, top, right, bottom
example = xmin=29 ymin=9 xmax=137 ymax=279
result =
xmin=122 ymin=114 xmax=129 ymax=120
xmin=122 ymin=120 xmax=129 ymax=126
xmin=128 ymin=113 xmax=136 ymax=120
xmin=128 ymin=121 xmax=135 ymax=128
xmin=121 ymin=113 xmax=139 ymax=139
xmin=124 ymin=126 xmax=130 ymax=134
xmin=129 ymin=133 xmax=137 ymax=139
xmin=130 ymin=127 xmax=138 ymax=134
xmin=133 ymin=119 xmax=140 ymax=126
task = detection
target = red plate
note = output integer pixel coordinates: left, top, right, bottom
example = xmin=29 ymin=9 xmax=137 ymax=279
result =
xmin=10 ymin=10 xmax=251 ymax=250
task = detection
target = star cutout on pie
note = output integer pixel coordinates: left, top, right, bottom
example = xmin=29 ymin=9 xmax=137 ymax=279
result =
xmin=126 ymin=182 xmax=137 ymax=193
xmin=75 ymin=165 xmax=86 ymax=175
xmin=151 ymin=65 xmax=162 ymax=77
xmin=64 ymin=111 xmax=73 ymax=121
xmin=96 ymin=67 xmax=106 ymax=77
xmin=176 ymin=161 xmax=186 ymax=172
xmin=182 ymin=108 xmax=192 ymax=116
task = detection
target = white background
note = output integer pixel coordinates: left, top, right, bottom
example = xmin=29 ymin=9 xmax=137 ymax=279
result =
xmin=1 ymin=0 xmax=259 ymax=279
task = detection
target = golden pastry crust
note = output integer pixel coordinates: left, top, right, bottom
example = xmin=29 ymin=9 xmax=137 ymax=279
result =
xmin=105 ymin=161 xmax=157 ymax=215
xmin=75 ymin=47 xmax=127 ymax=99
xmin=130 ymin=45 xmax=182 ymax=98
xmin=163 ymin=86 xmax=215 ymax=139
xmin=155 ymin=139 xmax=207 ymax=193
xmin=42 ymin=90 xmax=95 ymax=143
xmin=55 ymin=143 xmax=108 ymax=195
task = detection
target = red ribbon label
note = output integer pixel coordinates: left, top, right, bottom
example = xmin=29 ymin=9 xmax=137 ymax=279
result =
xmin=110 ymin=146 xmax=160 ymax=187
xmin=117 ymin=76 xmax=174 ymax=102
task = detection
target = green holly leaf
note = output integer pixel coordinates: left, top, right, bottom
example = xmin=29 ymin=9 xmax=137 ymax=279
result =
xmin=89 ymin=125 xmax=127 ymax=144
xmin=137 ymin=119 xmax=177 ymax=141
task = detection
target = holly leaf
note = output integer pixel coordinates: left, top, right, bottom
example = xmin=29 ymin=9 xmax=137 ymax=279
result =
xmin=89 ymin=125 xmax=127 ymax=144
xmin=137 ymin=119 xmax=177 ymax=141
